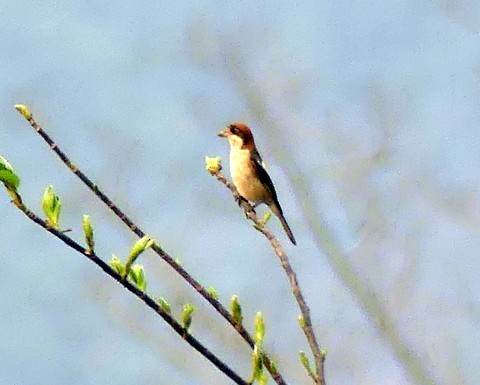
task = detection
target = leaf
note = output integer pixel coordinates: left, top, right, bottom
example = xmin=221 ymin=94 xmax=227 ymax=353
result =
xmin=205 ymin=156 xmax=222 ymax=174
xmin=14 ymin=104 xmax=32 ymax=120
xmin=0 ymin=156 xmax=20 ymax=191
xmin=124 ymin=235 xmax=154 ymax=277
xmin=254 ymin=312 xmax=265 ymax=346
xmin=182 ymin=304 xmax=196 ymax=331
xmin=41 ymin=185 xmax=61 ymax=228
xmin=82 ymin=214 xmax=95 ymax=253
xmin=129 ymin=264 xmax=147 ymax=292
xmin=156 ymin=297 xmax=172 ymax=315
xmin=230 ymin=294 xmax=243 ymax=326
xmin=250 ymin=345 xmax=263 ymax=382
xmin=109 ymin=255 xmax=125 ymax=276
xmin=207 ymin=286 xmax=219 ymax=300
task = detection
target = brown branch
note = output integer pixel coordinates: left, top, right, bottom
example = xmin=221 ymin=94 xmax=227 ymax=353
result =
xmin=15 ymin=110 xmax=286 ymax=385
xmin=8 ymin=197 xmax=249 ymax=385
xmin=211 ymin=171 xmax=326 ymax=385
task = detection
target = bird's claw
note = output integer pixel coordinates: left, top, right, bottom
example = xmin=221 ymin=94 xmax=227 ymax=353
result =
xmin=234 ymin=194 xmax=247 ymax=206
xmin=234 ymin=194 xmax=256 ymax=218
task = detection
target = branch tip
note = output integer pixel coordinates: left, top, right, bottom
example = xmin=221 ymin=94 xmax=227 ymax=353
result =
xmin=14 ymin=104 xmax=33 ymax=120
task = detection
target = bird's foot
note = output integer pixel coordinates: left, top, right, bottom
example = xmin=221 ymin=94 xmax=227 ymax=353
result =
xmin=235 ymin=194 xmax=248 ymax=207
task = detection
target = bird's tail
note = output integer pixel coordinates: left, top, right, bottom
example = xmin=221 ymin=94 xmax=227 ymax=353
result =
xmin=269 ymin=204 xmax=296 ymax=245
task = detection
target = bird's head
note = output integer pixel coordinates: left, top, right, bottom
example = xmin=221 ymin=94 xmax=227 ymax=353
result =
xmin=218 ymin=122 xmax=255 ymax=150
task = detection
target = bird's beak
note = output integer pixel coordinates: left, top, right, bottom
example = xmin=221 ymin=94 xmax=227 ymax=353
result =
xmin=218 ymin=128 xmax=229 ymax=138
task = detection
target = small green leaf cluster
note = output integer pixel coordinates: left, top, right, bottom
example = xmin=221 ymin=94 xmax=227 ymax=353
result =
xmin=182 ymin=304 xmax=196 ymax=332
xmin=109 ymin=255 xmax=147 ymax=292
xmin=128 ymin=264 xmax=147 ymax=292
xmin=0 ymin=156 xmax=21 ymax=204
xmin=207 ymin=286 xmax=219 ymax=300
xmin=250 ymin=312 xmax=268 ymax=384
xmin=204 ymin=156 xmax=222 ymax=175
xmin=14 ymin=104 xmax=32 ymax=120
xmin=230 ymin=294 xmax=243 ymax=326
xmin=298 ymin=322 xmax=327 ymax=381
xmin=41 ymin=185 xmax=62 ymax=229
xmin=155 ymin=297 xmax=171 ymax=315
xmin=82 ymin=215 xmax=94 ymax=254
xmin=0 ymin=156 xmax=20 ymax=191
xmin=123 ymin=236 xmax=154 ymax=278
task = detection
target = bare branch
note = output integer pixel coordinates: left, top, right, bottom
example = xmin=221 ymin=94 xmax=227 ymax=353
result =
xmin=15 ymin=110 xmax=287 ymax=385
xmin=8 ymin=196 xmax=249 ymax=385
xmin=211 ymin=170 xmax=326 ymax=385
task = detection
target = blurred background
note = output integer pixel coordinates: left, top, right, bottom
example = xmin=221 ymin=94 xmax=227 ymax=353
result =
xmin=1 ymin=1 xmax=479 ymax=384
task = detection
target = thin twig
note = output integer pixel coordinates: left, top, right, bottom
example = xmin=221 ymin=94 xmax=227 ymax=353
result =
xmin=212 ymin=171 xmax=326 ymax=385
xmin=9 ymin=197 xmax=249 ymax=385
xmin=16 ymin=112 xmax=286 ymax=385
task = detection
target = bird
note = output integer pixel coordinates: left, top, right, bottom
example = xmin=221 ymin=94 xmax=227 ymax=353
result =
xmin=218 ymin=122 xmax=296 ymax=245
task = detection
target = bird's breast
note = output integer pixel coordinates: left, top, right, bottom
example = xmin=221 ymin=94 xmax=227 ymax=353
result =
xmin=229 ymin=147 xmax=268 ymax=203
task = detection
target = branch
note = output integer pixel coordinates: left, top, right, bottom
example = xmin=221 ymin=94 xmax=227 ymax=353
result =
xmin=8 ymin=196 xmax=249 ymax=385
xmin=210 ymin=168 xmax=326 ymax=385
xmin=14 ymin=106 xmax=286 ymax=385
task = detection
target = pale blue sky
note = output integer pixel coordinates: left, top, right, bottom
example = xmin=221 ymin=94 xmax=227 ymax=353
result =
xmin=1 ymin=1 xmax=479 ymax=384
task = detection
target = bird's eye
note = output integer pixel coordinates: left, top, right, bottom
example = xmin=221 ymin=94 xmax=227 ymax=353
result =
xmin=230 ymin=125 xmax=238 ymax=134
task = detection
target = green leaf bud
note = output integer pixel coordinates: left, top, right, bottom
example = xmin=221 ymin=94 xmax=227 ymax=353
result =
xmin=230 ymin=294 xmax=243 ymax=326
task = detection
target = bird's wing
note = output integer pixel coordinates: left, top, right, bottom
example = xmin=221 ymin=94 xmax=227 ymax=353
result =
xmin=251 ymin=148 xmax=283 ymax=211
